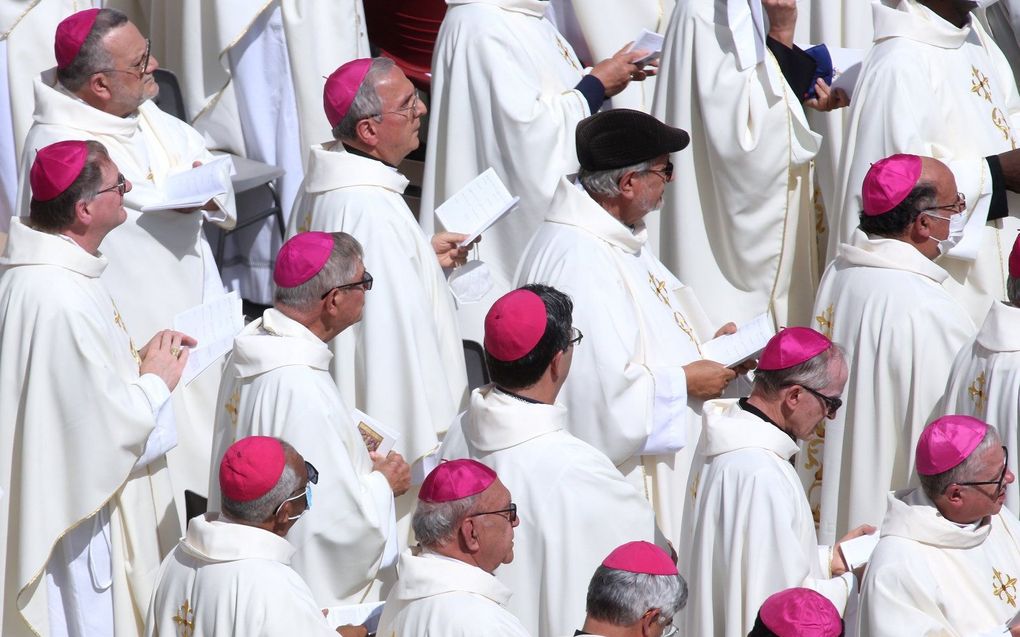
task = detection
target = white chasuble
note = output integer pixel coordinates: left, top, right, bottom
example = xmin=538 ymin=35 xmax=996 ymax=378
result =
xmin=18 ymin=72 xmax=239 ymax=518
xmin=421 ymin=0 xmax=590 ymax=290
xmin=207 ymin=309 xmax=395 ymax=607
xmin=378 ymin=552 xmax=531 ymax=637
xmin=443 ymin=386 xmax=661 ymax=637
xmin=0 ymin=219 xmax=179 ymax=637
xmin=649 ymin=0 xmax=822 ymax=329
xmin=805 ymin=231 xmax=975 ymax=545
xmin=683 ymin=400 xmax=853 ymax=637
xmin=943 ymin=300 xmax=1020 ymax=513
xmin=831 ymin=0 xmax=1020 ymax=325
xmin=516 ymin=177 xmax=716 ymax=547
xmin=860 ymin=489 xmax=1020 ymax=637
xmin=145 ymin=514 xmax=337 ymax=637
xmin=289 ymin=144 xmax=469 ymax=468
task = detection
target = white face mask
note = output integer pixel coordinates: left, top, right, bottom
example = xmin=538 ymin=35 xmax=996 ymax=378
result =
xmin=925 ymin=210 xmax=967 ymax=256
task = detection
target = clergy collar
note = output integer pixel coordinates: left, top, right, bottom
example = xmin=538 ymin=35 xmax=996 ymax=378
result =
xmin=303 ymin=142 xmax=409 ymax=195
xmin=872 ymin=0 xmax=972 ymax=50
xmin=545 ymin=177 xmax=647 ymax=254
xmin=493 ymin=385 xmax=543 ymax=404
xmin=341 ymin=142 xmax=397 ymax=169
xmin=463 ymin=384 xmax=567 ymax=452
xmin=0 ymin=217 xmax=107 ymax=278
xmin=839 ymin=228 xmax=950 ymax=284
xmin=739 ymin=397 xmax=796 ymax=443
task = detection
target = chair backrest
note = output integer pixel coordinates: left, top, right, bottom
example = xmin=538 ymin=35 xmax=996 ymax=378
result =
xmin=152 ymin=68 xmax=187 ymax=121
xmin=364 ymin=0 xmax=447 ymax=91
xmin=462 ymin=339 xmax=491 ymax=390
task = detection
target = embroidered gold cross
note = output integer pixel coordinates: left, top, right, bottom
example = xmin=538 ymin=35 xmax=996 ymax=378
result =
xmin=968 ymin=371 xmax=988 ymax=415
xmin=172 ymin=599 xmax=195 ymax=636
xmin=225 ymin=388 xmax=241 ymax=431
xmin=992 ymin=107 xmax=1016 ymax=147
xmin=648 ymin=272 xmax=672 ymax=307
xmin=112 ymin=302 xmax=142 ymax=366
xmin=554 ymin=35 xmax=580 ymax=71
xmin=971 ymin=66 xmax=993 ymax=103
xmin=994 ymin=568 xmax=1018 ymax=607
xmin=815 ymin=305 xmax=834 ymax=340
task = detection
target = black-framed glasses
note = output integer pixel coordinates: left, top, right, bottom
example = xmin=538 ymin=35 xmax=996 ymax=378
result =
xmin=922 ymin=192 xmax=966 ymax=215
xmin=644 ymin=160 xmax=674 ymax=183
xmin=955 ymin=446 xmax=1009 ymax=493
xmin=468 ymin=502 xmax=517 ymax=524
xmin=96 ymin=173 xmax=127 ymax=197
xmin=320 ymin=271 xmax=374 ymax=298
xmin=372 ymin=92 xmax=421 ymax=119
xmin=92 ymin=38 xmax=151 ymax=79
xmin=798 ymin=384 xmax=843 ymax=418
xmin=568 ymin=327 xmax=583 ymax=347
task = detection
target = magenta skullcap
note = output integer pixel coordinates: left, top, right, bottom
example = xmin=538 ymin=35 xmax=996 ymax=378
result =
xmin=759 ymin=588 xmax=843 ymax=637
xmin=274 ymin=232 xmax=335 ymax=288
xmin=862 ymin=154 xmax=923 ymax=216
xmin=916 ymin=415 xmax=988 ymax=476
xmin=1009 ymin=234 xmax=1020 ymax=278
xmin=324 ymin=58 xmax=373 ymax=128
xmin=757 ymin=327 xmax=832 ymax=371
xmin=484 ymin=289 xmax=548 ymax=362
xmin=30 ymin=140 xmax=89 ymax=202
xmin=601 ymin=541 xmax=678 ymax=576
xmin=55 ymin=9 xmax=100 ymax=70
xmin=219 ymin=436 xmax=287 ymax=502
xmin=419 ymin=459 xmax=498 ymax=503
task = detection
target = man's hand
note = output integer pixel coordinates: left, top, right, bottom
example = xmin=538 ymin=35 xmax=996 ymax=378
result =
xmin=371 ymin=450 xmax=411 ymax=497
xmin=831 ymin=524 xmax=877 ymax=576
xmin=173 ymin=160 xmax=219 ymax=214
xmin=432 ymin=232 xmax=476 ymax=268
xmin=763 ymin=0 xmax=797 ymax=47
xmin=804 ymin=79 xmax=850 ymax=112
xmin=336 ymin=625 xmax=368 ymax=637
xmin=590 ymin=45 xmax=656 ymax=98
xmin=138 ymin=329 xmax=198 ymax=391
xmin=683 ymin=360 xmax=737 ymax=400
xmin=999 ymin=149 xmax=1020 ymax=193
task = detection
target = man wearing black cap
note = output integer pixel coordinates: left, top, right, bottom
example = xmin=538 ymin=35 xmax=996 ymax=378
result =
xmin=516 ymin=108 xmax=744 ymax=549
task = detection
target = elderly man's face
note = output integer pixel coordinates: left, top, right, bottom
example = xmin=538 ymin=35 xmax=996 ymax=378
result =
xmin=620 ymin=153 xmax=672 ymax=225
xmin=98 ymin=22 xmax=159 ymax=116
xmin=788 ymin=356 xmax=848 ymax=440
xmin=472 ymin=479 xmax=518 ymax=573
xmin=370 ymin=66 xmax=426 ymax=165
xmin=955 ymin=444 xmax=1014 ymax=522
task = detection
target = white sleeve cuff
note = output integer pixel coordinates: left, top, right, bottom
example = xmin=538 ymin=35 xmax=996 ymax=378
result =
xmin=641 ymin=365 xmax=688 ymax=455
xmin=132 ymin=374 xmax=177 ymax=470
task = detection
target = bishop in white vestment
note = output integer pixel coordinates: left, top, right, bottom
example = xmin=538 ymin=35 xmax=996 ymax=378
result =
xmin=17 ymin=9 xmax=239 ymax=515
xmin=807 ymin=155 xmax=977 ymax=545
xmin=207 ymin=232 xmax=407 ymax=607
xmin=859 ymin=415 xmax=1020 ymax=637
xmin=831 ymin=0 xmax=1020 ymax=325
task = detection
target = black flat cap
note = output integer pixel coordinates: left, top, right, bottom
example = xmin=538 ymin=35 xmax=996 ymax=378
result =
xmin=576 ymin=108 xmax=690 ymax=171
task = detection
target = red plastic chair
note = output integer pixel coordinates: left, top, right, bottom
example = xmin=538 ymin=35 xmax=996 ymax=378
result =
xmin=364 ymin=0 xmax=447 ymax=92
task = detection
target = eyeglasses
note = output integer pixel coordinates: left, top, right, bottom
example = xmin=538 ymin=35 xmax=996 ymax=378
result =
xmin=568 ymin=327 xmax=583 ymax=347
xmin=922 ymin=192 xmax=966 ymax=215
xmin=92 ymin=38 xmax=151 ymax=79
xmin=96 ymin=174 xmax=127 ymax=197
xmin=372 ymin=92 xmax=421 ymax=119
xmin=955 ymin=446 xmax=1010 ymax=493
xmin=274 ymin=460 xmax=319 ymax=520
xmin=796 ymin=384 xmax=843 ymax=418
xmin=320 ymin=271 xmax=374 ymax=298
xmin=643 ymin=161 xmax=674 ymax=184
xmin=468 ymin=502 xmax=517 ymax=524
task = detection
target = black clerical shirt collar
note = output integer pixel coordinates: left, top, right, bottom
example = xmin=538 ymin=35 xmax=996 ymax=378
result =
xmin=494 ymin=385 xmax=543 ymax=405
xmin=738 ymin=397 xmax=796 ymax=443
xmin=341 ymin=142 xmax=397 ymax=169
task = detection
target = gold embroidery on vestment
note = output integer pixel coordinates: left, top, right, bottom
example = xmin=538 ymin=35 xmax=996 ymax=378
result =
xmin=172 ymin=599 xmax=195 ymax=636
xmin=815 ymin=305 xmax=834 ymax=340
xmin=225 ymin=388 xmax=241 ymax=431
xmin=112 ymin=302 xmax=142 ymax=365
xmin=994 ymin=568 xmax=1018 ymax=607
xmin=968 ymin=371 xmax=988 ymax=416
xmin=971 ymin=66 xmax=993 ymax=103
xmin=554 ymin=35 xmax=581 ymax=71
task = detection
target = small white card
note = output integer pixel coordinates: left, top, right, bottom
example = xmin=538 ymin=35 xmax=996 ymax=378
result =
xmin=828 ymin=47 xmax=866 ymax=99
xmin=700 ymin=312 xmax=775 ymax=368
xmin=140 ymin=155 xmax=233 ymax=212
xmin=839 ymin=532 xmax=880 ymax=571
xmin=628 ymin=28 xmax=664 ymax=65
xmin=325 ymin=601 xmax=385 ymax=632
xmin=435 ymin=168 xmax=519 ymax=247
xmin=353 ymin=409 xmax=399 ymax=457
xmin=172 ymin=291 xmax=244 ymax=385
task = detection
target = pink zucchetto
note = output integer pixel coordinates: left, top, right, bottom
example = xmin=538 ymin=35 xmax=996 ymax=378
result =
xmin=324 ymin=58 xmax=373 ymax=128
xmin=601 ymin=541 xmax=678 ymax=576
xmin=274 ymin=232 xmax=334 ymax=288
xmin=30 ymin=140 xmax=89 ymax=202
xmin=862 ymin=154 xmax=923 ymax=216
xmin=419 ymin=459 xmax=498 ymax=503
xmin=757 ymin=327 xmax=832 ymax=372
xmin=1009 ymin=234 xmax=1020 ymax=278
xmin=916 ymin=415 xmax=988 ymax=476
xmin=219 ymin=436 xmax=287 ymax=502
xmin=484 ymin=289 xmax=548 ymax=362
xmin=758 ymin=588 xmax=843 ymax=637
xmin=55 ymin=9 xmax=100 ymax=70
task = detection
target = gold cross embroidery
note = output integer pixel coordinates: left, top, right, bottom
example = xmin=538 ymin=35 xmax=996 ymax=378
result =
xmin=968 ymin=371 xmax=988 ymax=415
xmin=994 ymin=568 xmax=1018 ymax=607
xmin=554 ymin=35 xmax=580 ymax=71
xmin=172 ymin=599 xmax=195 ymax=636
xmin=815 ymin=305 xmax=834 ymax=340
xmin=992 ymin=107 xmax=1016 ymax=147
xmin=225 ymin=388 xmax=241 ymax=431
xmin=689 ymin=470 xmax=701 ymax=501
xmin=112 ymin=302 xmax=142 ymax=366
xmin=804 ymin=423 xmax=826 ymax=527
xmin=648 ymin=272 xmax=672 ymax=307
xmin=296 ymin=215 xmax=311 ymax=234
xmin=972 ymin=66 xmax=993 ymax=103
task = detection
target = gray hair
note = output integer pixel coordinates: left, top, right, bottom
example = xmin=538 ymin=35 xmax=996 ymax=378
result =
xmin=1007 ymin=276 xmax=1020 ymax=307
xmin=221 ymin=440 xmax=301 ymax=523
xmin=332 ymin=57 xmax=397 ymax=141
xmin=920 ymin=424 xmax=1002 ymax=500
xmin=578 ymin=159 xmax=654 ymax=198
xmin=411 ymin=493 xmax=482 ymax=547
xmin=57 ymin=8 xmax=129 ymax=92
xmin=753 ymin=344 xmax=847 ymax=396
xmin=30 ymin=140 xmax=111 ymax=232
xmin=273 ymin=232 xmax=364 ymax=311
xmin=586 ymin=565 xmax=688 ymax=626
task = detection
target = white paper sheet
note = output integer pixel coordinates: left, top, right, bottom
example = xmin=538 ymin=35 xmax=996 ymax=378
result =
xmin=325 ymin=602 xmax=385 ymax=632
xmin=434 ymin=168 xmax=520 ymax=246
xmin=700 ymin=312 xmax=775 ymax=368
xmin=628 ymin=28 xmax=665 ymax=64
xmin=172 ymin=291 xmax=244 ymax=385
xmin=839 ymin=532 xmax=880 ymax=570
xmin=140 ymin=155 xmax=233 ymax=211
xmin=352 ymin=408 xmax=400 ymax=458
xmin=828 ymin=47 xmax=866 ymax=99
